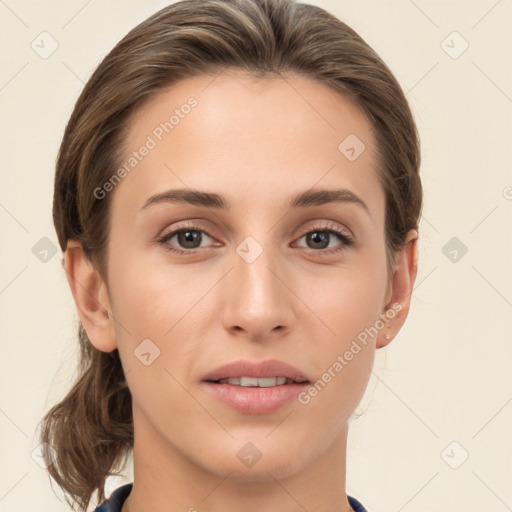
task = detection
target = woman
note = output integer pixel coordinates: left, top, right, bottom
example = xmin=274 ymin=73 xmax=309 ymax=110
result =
xmin=40 ymin=0 xmax=422 ymax=511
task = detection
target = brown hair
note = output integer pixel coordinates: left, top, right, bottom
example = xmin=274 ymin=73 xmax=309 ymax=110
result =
xmin=40 ymin=0 xmax=422 ymax=509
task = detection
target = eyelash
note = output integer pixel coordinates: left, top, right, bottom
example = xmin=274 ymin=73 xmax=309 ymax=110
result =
xmin=156 ymin=221 xmax=355 ymax=257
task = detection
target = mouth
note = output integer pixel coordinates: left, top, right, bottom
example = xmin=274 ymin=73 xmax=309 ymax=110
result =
xmin=206 ymin=376 xmax=309 ymax=387
xmin=201 ymin=359 xmax=310 ymax=414
xmin=202 ymin=358 xmax=310 ymax=385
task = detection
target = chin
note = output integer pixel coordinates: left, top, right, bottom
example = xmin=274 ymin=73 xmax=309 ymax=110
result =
xmin=216 ymin=457 xmax=305 ymax=483
xmin=197 ymin=436 xmax=313 ymax=483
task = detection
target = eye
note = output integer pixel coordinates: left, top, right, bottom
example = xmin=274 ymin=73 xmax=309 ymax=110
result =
xmin=157 ymin=222 xmax=218 ymax=256
xmin=157 ymin=220 xmax=354 ymax=256
xmin=294 ymin=221 xmax=354 ymax=255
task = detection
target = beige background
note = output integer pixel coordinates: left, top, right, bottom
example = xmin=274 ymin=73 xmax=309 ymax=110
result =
xmin=1 ymin=0 xmax=511 ymax=511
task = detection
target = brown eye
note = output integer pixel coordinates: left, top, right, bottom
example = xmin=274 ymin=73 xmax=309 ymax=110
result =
xmin=295 ymin=222 xmax=354 ymax=255
xmin=158 ymin=223 xmax=217 ymax=255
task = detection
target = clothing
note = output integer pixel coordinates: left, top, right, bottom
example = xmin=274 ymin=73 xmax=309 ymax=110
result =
xmin=94 ymin=483 xmax=370 ymax=512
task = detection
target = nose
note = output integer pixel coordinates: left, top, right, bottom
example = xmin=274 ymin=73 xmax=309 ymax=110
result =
xmin=221 ymin=239 xmax=295 ymax=342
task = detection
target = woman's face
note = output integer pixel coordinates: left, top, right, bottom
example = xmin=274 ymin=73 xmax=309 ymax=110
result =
xmin=97 ymin=71 xmax=406 ymax=480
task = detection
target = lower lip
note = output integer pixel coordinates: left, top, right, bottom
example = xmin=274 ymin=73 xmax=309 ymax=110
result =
xmin=202 ymin=381 xmax=309 ymax=414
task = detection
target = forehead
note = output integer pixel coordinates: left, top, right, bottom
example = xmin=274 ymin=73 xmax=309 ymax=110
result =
xmin=110 ymin=71 xmax=383 ymax=222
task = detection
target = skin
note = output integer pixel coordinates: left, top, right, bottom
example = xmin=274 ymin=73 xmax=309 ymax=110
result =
xmin=65 ymin=71 xmax=418 ymax=512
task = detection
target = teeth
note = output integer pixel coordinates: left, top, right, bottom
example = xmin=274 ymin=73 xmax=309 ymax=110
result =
xmin=217 ymin=376 xmax=289 ymax=387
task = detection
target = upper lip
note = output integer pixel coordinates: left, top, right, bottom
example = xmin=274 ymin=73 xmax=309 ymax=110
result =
xmin=202 ymin=359 xmax=310 ymax=383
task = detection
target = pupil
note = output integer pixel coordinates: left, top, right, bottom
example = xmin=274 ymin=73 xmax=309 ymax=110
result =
xmin=179 ymin=230 xmax=200 ymax=248
xmin=176 ymin=230 xmax=331 ymax=250
xmin=309 ymin=231 xmax=328 ymax=249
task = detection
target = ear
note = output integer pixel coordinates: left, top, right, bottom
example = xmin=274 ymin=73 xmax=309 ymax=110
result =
xmin=377 ymin=229 xmax=419 ymax=349
xmin=63 ymin=240 xmax=118 ymax=352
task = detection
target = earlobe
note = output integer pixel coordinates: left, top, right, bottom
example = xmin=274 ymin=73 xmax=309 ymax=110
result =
xmin=377 ymin=229 xmax=419 ymax=349
xmin=63 ymin=240 xmax=118 ymax=352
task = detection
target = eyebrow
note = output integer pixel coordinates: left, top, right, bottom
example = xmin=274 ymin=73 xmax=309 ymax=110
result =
xmin=140 ymin=187 xmax=370 ymax=216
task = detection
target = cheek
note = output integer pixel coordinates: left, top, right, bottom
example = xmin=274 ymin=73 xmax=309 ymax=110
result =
xmin=295 ymin=263 xmax=384 ymax=411
xmin=301 ymin=258 xmax=387 ymax=335
xmin=109 ymin=253 xmax=213 ymax=387
xmin=109 ymin=249 xmax=196 ymax=335
xmin=110 ymin=257 xmax=205 ymax=421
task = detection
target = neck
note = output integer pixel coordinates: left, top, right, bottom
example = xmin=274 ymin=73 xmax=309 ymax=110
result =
xmin=122 ymin=406 xmax=354 ymax=512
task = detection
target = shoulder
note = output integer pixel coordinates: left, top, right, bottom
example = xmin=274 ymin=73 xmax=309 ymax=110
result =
xmin=93 ymin=485 xmax=369 ymax=512
xmin=348 ymin=494 xmax=371 ymax=512
xmin=94 ymin=483 xmax=133 ymax=512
